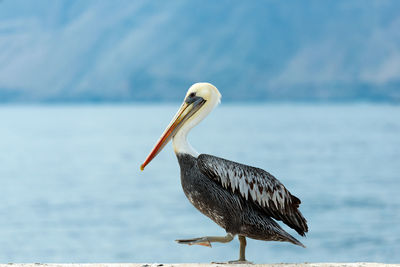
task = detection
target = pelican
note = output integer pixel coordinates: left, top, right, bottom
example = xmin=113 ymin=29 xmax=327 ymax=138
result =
xmin=140 ymin=83 xmax=308 ymax=263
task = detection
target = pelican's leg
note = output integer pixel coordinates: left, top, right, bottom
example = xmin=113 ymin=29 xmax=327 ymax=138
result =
xmin=228 ymin=235 xmax=252 ymax=264
xmin=176 ymin=233 xmax=234 ymax=247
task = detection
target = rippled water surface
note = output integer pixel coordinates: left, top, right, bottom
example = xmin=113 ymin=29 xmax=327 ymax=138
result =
xmin=0 ymin=104 xmax=399 ymax=263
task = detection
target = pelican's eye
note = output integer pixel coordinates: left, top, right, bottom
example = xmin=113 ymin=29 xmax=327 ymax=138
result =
xmin=185 ymin=92 xmax=196 ymax=103
xmin=185 ymin=92 xmax=204 ymax=105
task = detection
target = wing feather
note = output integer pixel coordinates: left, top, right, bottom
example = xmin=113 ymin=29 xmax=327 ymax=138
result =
xmin=197 ymin=154 xmax=308 ymax=236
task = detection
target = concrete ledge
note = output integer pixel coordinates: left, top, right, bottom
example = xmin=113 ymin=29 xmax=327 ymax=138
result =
xmin=0 ymin=263 xmax=398 ymax=267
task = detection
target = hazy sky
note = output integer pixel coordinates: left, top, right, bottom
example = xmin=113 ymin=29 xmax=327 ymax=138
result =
xmin=1 ymin=0 xmax=399 ymax=102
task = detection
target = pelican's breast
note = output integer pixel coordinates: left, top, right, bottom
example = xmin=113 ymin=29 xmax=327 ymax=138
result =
xmin=176 ymin=153 xmax=242 ymax=233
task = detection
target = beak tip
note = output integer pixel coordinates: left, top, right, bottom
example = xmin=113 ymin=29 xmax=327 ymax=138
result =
xmin=140 ymin=164 xmax=145 ymax=171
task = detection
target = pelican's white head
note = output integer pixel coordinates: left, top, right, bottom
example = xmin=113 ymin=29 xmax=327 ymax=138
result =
xmin=185 ymin=82 xmax=222 ymax=112
xmin=140 ymin=83 xmax=221 ymax=170
xmin=178 ymin=82 xmax=221 ymax=135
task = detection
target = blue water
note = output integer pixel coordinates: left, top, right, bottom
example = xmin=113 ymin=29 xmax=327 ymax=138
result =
xmin=0 ymin=104 xmax=399 ymax=263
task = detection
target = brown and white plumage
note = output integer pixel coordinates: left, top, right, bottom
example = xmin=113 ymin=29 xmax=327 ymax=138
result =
xmin=141 ymin=83 xmax=308 ymax=262
xmin=198 ymin=154 xmax=308 ymax=236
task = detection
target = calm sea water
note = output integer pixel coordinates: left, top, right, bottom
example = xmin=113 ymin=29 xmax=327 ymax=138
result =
xmin=0 ymin=104 xmax=399 ymax=263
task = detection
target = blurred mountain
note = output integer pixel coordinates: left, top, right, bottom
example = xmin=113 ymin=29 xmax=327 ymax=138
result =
xmin=0 ymin=0 xmax=399 ymax=102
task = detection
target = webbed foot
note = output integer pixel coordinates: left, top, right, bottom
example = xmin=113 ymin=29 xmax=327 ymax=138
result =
xmin=228 ymin=260 xmax=253 ymax=264
xmin=176 ymin=237 xmax=211 ymax=247
xmin=175 ymin=233 xmax=235 ymax=247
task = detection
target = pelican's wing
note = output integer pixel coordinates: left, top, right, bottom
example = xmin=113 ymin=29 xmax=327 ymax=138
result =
xmin=197 ymin=154 xmax=308 ymax=236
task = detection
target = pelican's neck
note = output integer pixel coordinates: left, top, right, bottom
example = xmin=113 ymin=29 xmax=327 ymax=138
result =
xmin=172 ymin=125 xmax=199 ymax=157
xmin=171 ymin=103 xmax=213 ymax=157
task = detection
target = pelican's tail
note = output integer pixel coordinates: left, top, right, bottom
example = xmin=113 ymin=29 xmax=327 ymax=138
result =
xmin=286 ymin=233 xmax=306 ymax=248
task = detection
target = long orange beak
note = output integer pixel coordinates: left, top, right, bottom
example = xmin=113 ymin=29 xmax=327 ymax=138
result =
xmin=140 ymin=95 xmax=206 ymax=171
xmin=140 ymin=102 xmax=190 ymax=171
